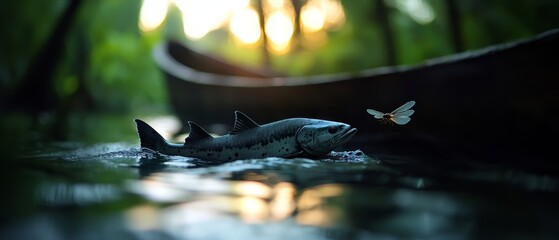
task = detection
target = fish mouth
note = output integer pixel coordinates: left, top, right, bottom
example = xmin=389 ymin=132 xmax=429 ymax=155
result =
xmin=332 ymin=127 xmax=357 ymax=145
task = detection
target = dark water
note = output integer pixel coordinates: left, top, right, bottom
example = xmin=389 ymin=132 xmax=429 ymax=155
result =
xmin=2 ymin=140 xmax=559 ymax=240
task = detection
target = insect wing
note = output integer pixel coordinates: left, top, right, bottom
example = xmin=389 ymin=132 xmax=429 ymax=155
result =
xmin=391 ymin=101 xmax=416 ymax=114
xmin=391 ymin=116 xmax=411 ymax=125
xmin=366 ymin=109 xmax=385 ymax=119
xmin=395 ymin=109 xmax=414 ymax=117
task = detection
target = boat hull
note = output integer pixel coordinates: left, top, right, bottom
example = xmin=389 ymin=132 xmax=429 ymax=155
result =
xmin=154 ymin=29 xmax=559 ymax=156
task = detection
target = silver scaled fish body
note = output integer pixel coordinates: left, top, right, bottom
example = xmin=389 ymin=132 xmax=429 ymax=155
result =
xmin=135 ymin=111 xmax=357 ymax=161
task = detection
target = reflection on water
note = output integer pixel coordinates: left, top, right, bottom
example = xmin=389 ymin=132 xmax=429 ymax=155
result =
xmin=129 ymin=173 xmax=298 ymax=224
xmin=36 ymin=183 xmax=121 ymax=206
xmin=297 ymin=184 xmax=344 ymax=227
xmin=126 ymin=176 xmax=351 ymax=239
xmin=123 ymin=173 xmax=480 ymax=239
xmin=3 ymin=142 xmax=559 ymax=239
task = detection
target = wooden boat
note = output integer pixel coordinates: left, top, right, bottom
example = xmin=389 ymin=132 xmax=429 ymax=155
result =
xmin=152 ymin=29 xmax=559 ymax=158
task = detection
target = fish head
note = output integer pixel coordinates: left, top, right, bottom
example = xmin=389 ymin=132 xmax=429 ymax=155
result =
xmin=296 ymin=120 xmax=357 ymax=156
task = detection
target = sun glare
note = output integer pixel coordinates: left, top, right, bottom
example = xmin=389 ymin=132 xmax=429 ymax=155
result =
xmin=301 ymin=6 xmax=325 ymax=32
xmin=139 ymin=0 xmax=345 ymax=53
xmin=139 ymin=0 xmax=169 ymax=32
xmin=229 ymin=8 xmax=262 ymax=44
xmin=265 ymin=11 xmax=294 ymax=54
xmin=174 ymin=0 xmax=251 ymax=40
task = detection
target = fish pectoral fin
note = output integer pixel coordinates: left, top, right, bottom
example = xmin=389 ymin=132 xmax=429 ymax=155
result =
xmin=230 ymin=111 xmax=260 ymax=135
xmin=185 ymin=121 xmax=213 ymax=142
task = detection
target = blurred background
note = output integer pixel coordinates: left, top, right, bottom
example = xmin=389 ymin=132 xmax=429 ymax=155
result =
xmin=1 ymin=1 xmax=559 ymax=239
xmin=1 ymin=0 xmax=558 ymax=144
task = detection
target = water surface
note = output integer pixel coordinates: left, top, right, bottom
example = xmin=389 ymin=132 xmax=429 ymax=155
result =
xmin=2 ymin=140 xmax=559 ymax=240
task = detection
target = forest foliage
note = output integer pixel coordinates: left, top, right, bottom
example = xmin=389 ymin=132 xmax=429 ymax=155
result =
xmin=1 ymin=0 xmax=557 ymax=114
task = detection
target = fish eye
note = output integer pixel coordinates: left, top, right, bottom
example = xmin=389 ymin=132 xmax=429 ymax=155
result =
xmin=328 ymin=126 xmax=338 ymax=134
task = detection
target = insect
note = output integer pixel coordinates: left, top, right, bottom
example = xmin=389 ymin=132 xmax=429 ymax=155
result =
xmin=367 ymin=101 xmax=416 ymax=125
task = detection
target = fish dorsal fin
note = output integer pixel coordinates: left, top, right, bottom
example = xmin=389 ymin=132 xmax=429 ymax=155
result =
xmin=185 ymin=121 xmax=213 ymax=142
xmin=230 ymin=111 xmax=260 ymax=135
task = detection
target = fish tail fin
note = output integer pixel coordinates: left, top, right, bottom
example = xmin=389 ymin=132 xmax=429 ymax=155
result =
xmin=134 ymin=119 xmax=166 ymax=151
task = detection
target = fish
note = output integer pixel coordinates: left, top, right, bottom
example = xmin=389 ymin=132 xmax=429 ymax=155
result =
xmin=134 ymin=111 xmax=357 ymax=161
xmin=367 ymin=101 xmax=415 ymax=125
